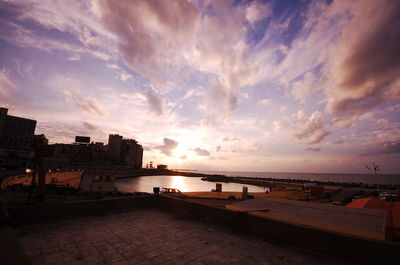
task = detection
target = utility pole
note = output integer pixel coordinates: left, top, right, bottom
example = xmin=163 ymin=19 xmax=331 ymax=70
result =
xmin=365 ymin=162 xmax=380 ymax=195
xmin=29 ymin=135 xmax=46 ymax=203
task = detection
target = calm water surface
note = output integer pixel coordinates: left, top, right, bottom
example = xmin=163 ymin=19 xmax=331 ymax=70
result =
xmin=116 ymin=175 xmax=265 ymax=193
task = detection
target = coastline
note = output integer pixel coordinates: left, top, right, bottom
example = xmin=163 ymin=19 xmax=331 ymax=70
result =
xmin=117 ymin=169 xmax=399 ymax=190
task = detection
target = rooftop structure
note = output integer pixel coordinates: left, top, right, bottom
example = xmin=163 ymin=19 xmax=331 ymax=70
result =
xmin=0 ymin=107 xmax=36 ymax=170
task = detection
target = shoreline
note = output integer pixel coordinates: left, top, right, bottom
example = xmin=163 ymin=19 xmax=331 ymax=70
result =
xmin=117 ymin=169 xmax=400 ymax=190
xmin=5 ymin=168 xmax=396 ymax=191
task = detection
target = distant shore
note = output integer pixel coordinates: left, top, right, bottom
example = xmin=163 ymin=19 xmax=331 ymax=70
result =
xmin=116 ymin=169 xmax=400 ymax=190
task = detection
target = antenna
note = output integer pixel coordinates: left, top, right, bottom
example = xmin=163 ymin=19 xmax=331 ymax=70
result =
xmin=365 ymin=162 xmax=381 ymax=195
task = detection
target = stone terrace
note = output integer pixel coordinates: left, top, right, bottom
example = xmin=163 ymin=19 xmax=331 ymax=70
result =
xmin=14 ymin=208 xmax=353 ymax=265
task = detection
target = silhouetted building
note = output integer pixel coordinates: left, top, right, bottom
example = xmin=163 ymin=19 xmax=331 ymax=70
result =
xmin=120 ymin=138 xmax=143 ymax=168
xmin=107 ymin=135 xmax=143 ymax=168
xmin=75 ymin=136 xmax=90 ymax=144
xmin=157 ymin=164 xmax=167 ymax=170
xmin=107 ymin=134 xmax=123 ymax=162
xmin=43 ymin=141 xmax=107 ymax=168
xmin=135 ymin=144 xmax=143 ymax=169
xmin=0 ymin=107 xmax=36 ymax=170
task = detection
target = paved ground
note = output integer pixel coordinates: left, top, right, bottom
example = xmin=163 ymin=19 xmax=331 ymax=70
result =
xmin=14 ymin=209 xmax=353 ymax=265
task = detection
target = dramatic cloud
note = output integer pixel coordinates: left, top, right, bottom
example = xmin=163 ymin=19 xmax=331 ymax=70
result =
xmin=323 ymin=0 xmax=400 ymax=126
xmin=1 ymin=0 xmax=400 ymax=173
xmin=193 ymin=147 xmax=210 ymax=156
xmin=157 ymin=138 xmax=178 ymax=156
xmin=95 ymin=0 xmax=260 ymax=114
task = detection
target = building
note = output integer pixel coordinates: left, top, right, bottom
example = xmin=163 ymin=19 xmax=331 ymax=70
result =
xmin=121 ymin=139 xmax=143 ymax=169
xmin=42 ymin=140 xmax=108 ymax=169
xmin=157 ymin=164 xmax=168 ymax=170
xmin=0 ymin=107 xmax=36 ymax=170
xmin=135 ymin=144 xmax=143 ymax=169
xmin=107 ymin=135 xmax=143 ymax=169
xmin=107 ymin=134 xmax=123 ymax=162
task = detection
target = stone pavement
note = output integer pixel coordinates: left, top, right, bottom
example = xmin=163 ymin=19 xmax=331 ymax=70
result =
xmin=14 ymin=209 xmax=353 ymax=265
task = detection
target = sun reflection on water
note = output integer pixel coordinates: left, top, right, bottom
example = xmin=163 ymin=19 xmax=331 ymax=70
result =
xmin=170 ymin=176 xmax=186 ymax=191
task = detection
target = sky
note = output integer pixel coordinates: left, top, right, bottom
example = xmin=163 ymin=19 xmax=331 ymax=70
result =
xmin=0 ymin=0 xmax=399 ymax=174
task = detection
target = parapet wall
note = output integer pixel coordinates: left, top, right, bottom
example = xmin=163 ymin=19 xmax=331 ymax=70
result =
xmin=158 ymin=195 xmax=399 ymax=265
xmin=9 ymin=195 xmax=157 ymax=223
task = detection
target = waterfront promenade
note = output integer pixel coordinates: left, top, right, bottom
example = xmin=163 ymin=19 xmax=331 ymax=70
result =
xmin=14 ymin=208 xmax=351 ymax=265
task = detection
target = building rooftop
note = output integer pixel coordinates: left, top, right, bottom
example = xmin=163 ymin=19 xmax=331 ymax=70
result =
xmin=226 ymin=198 xmax=386 ymax=240
xmin=14 ymin=208 xmax=349 ymax=265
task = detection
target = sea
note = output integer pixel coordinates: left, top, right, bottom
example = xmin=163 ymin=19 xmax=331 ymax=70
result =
xmin=116 ymin=170 xmax=399 ymax=193
xmin=184 ymin=170 xmax=400 ymax=185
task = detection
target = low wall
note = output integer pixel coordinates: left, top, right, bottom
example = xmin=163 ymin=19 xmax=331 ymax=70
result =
xmin=9 ymin=195 xmax=157 ymax=223
xmin=159 ymin=195 xmax=399 ymax=265
xmin=0 ymin=225 xmax=30 ymax=265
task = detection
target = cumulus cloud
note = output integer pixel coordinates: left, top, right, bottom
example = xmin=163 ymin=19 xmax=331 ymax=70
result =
xmin=192 ymin=147 xmax=210 ymax=156
xmin=274 ymin=110 xmax=330 ymax=144
xmin=157 ymin=138 xmax=178 ymax=156
xmin=142 ymin=86 xmax=163 ymax=116
xmin=292 ymin=110 xmax=330 ymax=144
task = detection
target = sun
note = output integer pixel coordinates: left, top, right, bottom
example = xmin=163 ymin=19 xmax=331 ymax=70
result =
xmin=172 ymin=144 xmax=190 ymax=160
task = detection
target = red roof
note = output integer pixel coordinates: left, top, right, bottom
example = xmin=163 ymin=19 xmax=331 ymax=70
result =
xmin=347 ymin=197 xmax=392 ymax=210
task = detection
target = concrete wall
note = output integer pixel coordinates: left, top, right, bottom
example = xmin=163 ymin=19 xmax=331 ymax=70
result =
xmin=158 ymin=195 xmax=400 ymax=265
xmin=9 ymin=195 xmax=157 ymax=223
